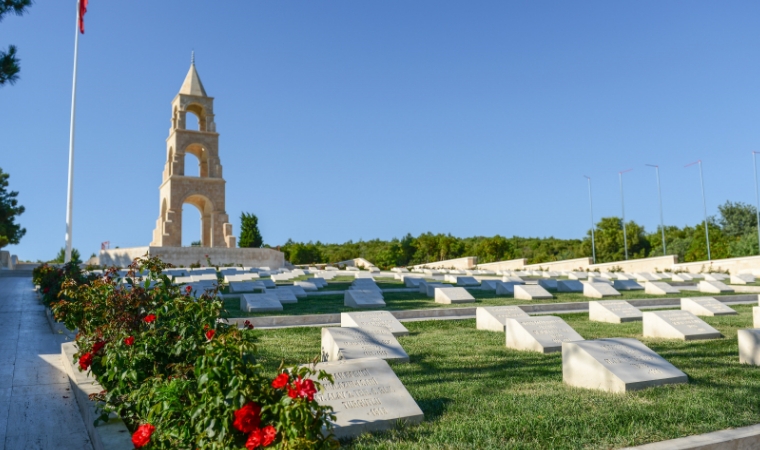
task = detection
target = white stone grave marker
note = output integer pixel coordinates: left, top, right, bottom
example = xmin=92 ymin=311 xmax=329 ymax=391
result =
xmin=505 ymin=316 xmax=584 ymax=353
xmin=643 ymin=310 xmax=721 ymax=340
xmin=321 ymin=327 xmax=408 ymax=362
xmin=241 ymin=293 xmax=282 ymax=312
xmin=344 ymin=290 xmax=386 ymax=309
xmin=434 ymin=287 xmax=476 ymax=304
xmin=680 ymin=297 xmax=736 ymax=316
xmin=583 ymin=282 xmax=621 ymax=299
xmin=514 ymin=284 xmax=553 ymax=300
xmin=557 ymin=280 xmax=583 ymax=293
xmin=309 ymin=358 xmax=424 ymax=438
xmin=613 ymin=280 xmax=644 ymax=291
xmin=644 ymin=282 xmax=680 ymax=295
xmin=476 ymin=306 xmax=529 ymax=332
xmin=739 ymin=329 xmax=760 ymax=366
xmin=562 ymin=338 xmax=687 ymax=393
xmin=589 ymin=300 xmax=642 ymax=323
xmin=341 ymin=311 xmax=408 ymax=337
xmin=698 ymin=280 xmax=734 ymax=294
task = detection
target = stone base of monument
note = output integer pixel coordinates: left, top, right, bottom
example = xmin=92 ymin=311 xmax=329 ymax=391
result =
xmin=241 ymin=293 xmax=283 ymax=312
xmin=514 ymin=284 xmax=553 ymax=300
xmin=434 ymin=287 xmax=476 ymax=304
xmin=644 ymin=281 xmax=680 ymax=295
xmin=643 ymin=310 xmax=722 ymax=340
xmin=344 ymin=290 xmax=386 ymax=308
xmin=309 ymin=358 xmax=424 ymax=438
xmin=583 ymin=282 xmax=622 ymax=299
xmin=98 ymin=246 xmax=285 ymax=269
xmin=321 ymin=327 xmax=409 ymax=362
xmin=505 ymin=316 xmax=584 ymax=353
xmin=588 ymin=300 xmax=642 ymax=323
xmin=681 ymin=297 xmax=737 ymax=316
xmin=739 ymin=329 xmax=760 ymax=366
xmin=476 ymin=306 xmax=529 ymax=332
xmin=341 ymin=311 xmax=409 ymax=337
xmin=562 ymin=338 xmax=688 ymax=393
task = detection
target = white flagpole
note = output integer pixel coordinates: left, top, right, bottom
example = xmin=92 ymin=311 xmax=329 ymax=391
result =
xmin=65 ymin=0 xmax=81 ymax=263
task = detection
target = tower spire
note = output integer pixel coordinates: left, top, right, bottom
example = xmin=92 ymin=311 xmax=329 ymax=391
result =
xmin=191 ymin=50 xmax=195 ymax=66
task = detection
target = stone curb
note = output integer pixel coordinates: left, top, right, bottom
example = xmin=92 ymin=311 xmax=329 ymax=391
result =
xmin=621 ymin=422 xmax=760 ymax=449
xmin=61 ymin=342 xmax=133 ymax=450
xmin=45 ymin=306 xmax=77 ymax=340
xmin=226 ymin=294 xmax=759 ymax=329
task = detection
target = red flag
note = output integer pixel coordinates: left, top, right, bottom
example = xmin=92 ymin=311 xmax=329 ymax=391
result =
xmin=78 ymin=0 xmax=88 ymax=34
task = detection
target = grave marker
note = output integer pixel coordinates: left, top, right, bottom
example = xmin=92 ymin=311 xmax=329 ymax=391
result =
xmin=240 ymin=294 xmax=282 ymax=313
xmin=321 ymin=327 xmax=409 ymax=362
xmin=309 ymin=358 xmax=424 ymax=438
xmin=557 ymin=280 xmax=583 ymax=293
xmin=739 ymin=329 xmax=760 ymax=366
xmin=476 ymin=306 xmax=529 ymax=332
xmin=505 ymin=316 xmax=584 ymax=353
xmin=612 ymin=280 xmax=644 ymax=291
xmin=698 ymin=280 xmax=734 ymax=294
xmin=680 ymin=297 xmax=736 ymax=316
xmin=562 ymin=338 xmax=688 ymax=393
xmin=344 ymin=290 xmax=386 ymax=309
xmin=589 ymin=300 xmax=642 ymax=323
xmin=643 ymin=310 xmax=721 ymax=340
xmin=644 ymin=282 xmax=680 ymax=295
xmin=341 ymin=311 xmax=408 ymax=337
xmin=583 ymin=282 xmax=621 ymax=299
xmin=434 ymin=287 xmax=476 ymax=304
xmin=514 ymin=284 xmax=553 ymax=300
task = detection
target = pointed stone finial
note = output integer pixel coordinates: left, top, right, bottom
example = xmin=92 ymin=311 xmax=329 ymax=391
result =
xmin=191 ymin=50 xmax=195 ymax=66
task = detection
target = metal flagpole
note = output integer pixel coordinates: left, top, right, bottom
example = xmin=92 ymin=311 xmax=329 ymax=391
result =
xmin=65 ymin=0 xmax=81 ymax=263
xmin=619 ymin=169 xmax=633 ymax=260
xmin=645 ymin=164 xmax=666 ymax=255
xmin=584 ymin=176 xmax=596 ymax=264
xmin=753 ymin=152 xmax=760 ymax=255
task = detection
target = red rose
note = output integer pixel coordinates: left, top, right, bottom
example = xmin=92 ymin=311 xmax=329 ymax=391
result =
xmin=262 ymin=425 xmax=277 ymax=446
xmin=185 ymin=285 xmax=192 ymax=294
xmin=92 ymin=341 xmax=105 ymax=354
xmin=233 ymin=402 xmax=262 ymax=434
xmin=245 ymin=428 xmax=263 ymax=450
xmin=271 ymin=373 xmax=289 ymax=389
xmin=205 ymin=329 xmax=215 ymax=340
xmin=203 ymin=324 xmax=209 ymax=330
xmin=290 ymin=377 xmax=317 ymax=401
xmin=124 ymin=336 xmax=135 ymax=346
xmin=43 ymin=287 xmax=50 ymax=293
xmin=131 ymin=423 xmax=155 ymax=448
xmin=143 ymin=314 xmax=156 ymax=323
xmin=78 ymin=352 xmax=93 ymax=370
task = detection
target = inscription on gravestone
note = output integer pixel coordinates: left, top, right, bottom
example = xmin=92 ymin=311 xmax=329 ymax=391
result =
xmin=341 ymin=311 xmax=409 ymax=337
xmin=321 ymin=327 xmax=409 ymax=363
xmin=505 ymin=316 xmax=584 ymax=353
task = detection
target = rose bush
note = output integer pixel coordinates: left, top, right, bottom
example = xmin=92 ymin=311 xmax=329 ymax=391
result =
xmin=52 ymin=256 xmax=337 ymax=449
xmin=32 ymin=261 xmax=96 ymax=308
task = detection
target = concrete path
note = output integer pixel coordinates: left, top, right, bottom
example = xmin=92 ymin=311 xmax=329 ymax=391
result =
xmin=0 ymin=276 xmax=92 ymax=450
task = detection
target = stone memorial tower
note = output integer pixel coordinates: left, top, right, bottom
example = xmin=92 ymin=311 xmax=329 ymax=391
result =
xmin=151 ymin=56 xmax=236 ymax=248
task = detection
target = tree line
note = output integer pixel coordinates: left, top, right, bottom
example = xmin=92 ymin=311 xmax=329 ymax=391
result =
xmin=280 ymin=201 xmax=760 ymax=269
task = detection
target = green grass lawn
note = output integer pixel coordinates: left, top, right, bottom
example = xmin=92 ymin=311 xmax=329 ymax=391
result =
xmin=251 ymin=305 xmax=760 ymax=449
xmin=223 ymin=286 xmax=745 ymax=318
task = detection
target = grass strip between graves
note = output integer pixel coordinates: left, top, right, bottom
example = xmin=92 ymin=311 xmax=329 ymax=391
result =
xmin=250 ymin=304 xmax=760 ymax=449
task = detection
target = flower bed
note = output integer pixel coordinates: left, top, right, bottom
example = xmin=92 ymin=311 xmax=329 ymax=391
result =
xmin=51 ymin=256 xmax=338 ymax=449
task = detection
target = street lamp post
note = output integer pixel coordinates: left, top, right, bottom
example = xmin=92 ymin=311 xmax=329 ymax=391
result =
xmin=584 ymin=176 xmax=596 ymax=264
xmin=619 ymin=169 xmax=633 ymax=260
xmin=686 ymin=160 xmax=711 ymax=261
xmin=645 ymin=164 xmax=666 ymax=255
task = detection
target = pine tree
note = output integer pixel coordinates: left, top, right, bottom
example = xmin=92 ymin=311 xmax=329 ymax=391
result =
xmin=238 ymin=212 xmax=263 ymax=248
xmin=0 ymin=1 xmax=32 ymax=86
xmin=0 ymin=167 xmax=25 ymax=248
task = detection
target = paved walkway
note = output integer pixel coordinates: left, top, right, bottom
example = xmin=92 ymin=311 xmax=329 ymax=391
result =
xmin=0 ymin=276 xmax=92 ymax=450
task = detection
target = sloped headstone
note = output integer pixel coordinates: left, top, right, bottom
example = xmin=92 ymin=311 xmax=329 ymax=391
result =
xmin=537 ymin=279 xmax=558 ymax=291
xmin=730 ymin=273 xmax=756 ymax=285
xmin=425 ymin=283 xmax=448 ymax=297
xmin=321 ymin=327 xmax=408 ymax=362
xmin=476 ymin=306 xmax=529 ymax=332
xmin=643 ymin=310 xmax=721 ymax=340
xmin=345 ymin=290 xmax=386 ymax=308
xmin=583 ymin=282 xmax=621 ymax=299
xmin=698 ymin=280 xmax=734 ymax=294
xmin=309 ymin=358 xmax=424 ymax=438
xmin=514 ymin=284 xmax=553 ymax=300
xmin=272 ymin=289 xmax=298 ymax=304
xmin=739 ymin=329 xmax=760 ymax=365
xmin=496 ymin=281 xmax=522 ymax=296
xmin=613 ymin=280 xmax=644 ymax=291
xmin=557 ymin=280 xmax=583 ymax=293
xmin=229 ymin=281 xmax=266 ymax=293
xmin=341 ymin=311 xmax=408 ymax=337
xmin=671 ymin=273 xmax=693 ymax=282
xmin=295 ymin=281 xmax=319 ymax=291
xmin=480 ymin=279 xmax=501 ymax=291
xmin=455 ymin=276 xmax=480 ymax=286
xmin=240 ymin=293 xmax=282 ymax=312
xmin=568 ymin=272 xmax=588 ymax=280
xmin=644 ymin=282 xmax=680 ymax=295
xmin=505 ymin=316 xmax=584 ymax=353
xmin=279 ymin=285 xmax=307 ymax=298
xmin=562 ymin=338 xmax=688 ymax=393
xmin=434 ymin=287 xmax=476 ymax=304
xmin=404 ymin=277 xmax=423 ymax=288
xmin=680 ymin=297 xmax=736 ymax=316
xmin=589 ymin=300 xmax=642 ymax=323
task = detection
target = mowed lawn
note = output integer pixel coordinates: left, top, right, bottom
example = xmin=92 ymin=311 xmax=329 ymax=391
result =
xmin=251 ymin=305 xmax=760 ymax=449
xmin=224 ymin=280 xmax=748 ymax=318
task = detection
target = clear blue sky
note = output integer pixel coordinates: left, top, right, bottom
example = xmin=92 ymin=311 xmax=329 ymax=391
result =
xmin=3 ymin=1 xmax=760 ymax=261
